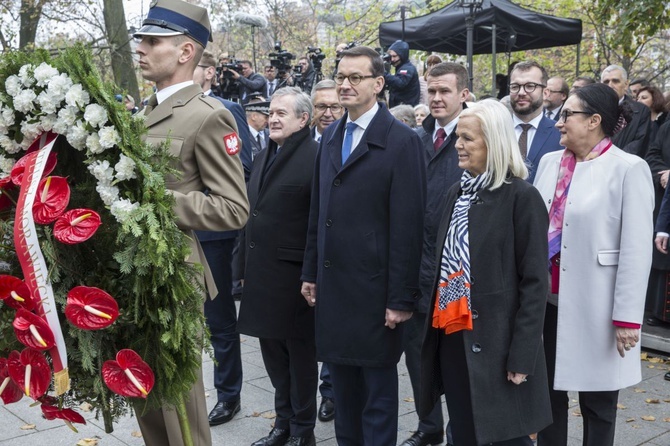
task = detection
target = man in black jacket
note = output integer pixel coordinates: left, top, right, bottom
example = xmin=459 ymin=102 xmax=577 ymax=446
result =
xmin=384 ymin=40 xmax=420 ymax=108
xmin=232 ymin=60 xmax=267 ymax=104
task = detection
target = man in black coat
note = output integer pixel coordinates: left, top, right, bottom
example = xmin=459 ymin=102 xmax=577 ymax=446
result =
xmin=384 ymin=40 xmax=421 ymax=108
xmin=601 ymin=65 xmax=651 ymax=158
xmin=237 ymin=87 xmax=319 ymax=446
xmin=401 ymin=62 xmax=468 ymax=446
xmin=232 ymin=60 xmax=268 ymax=104
xmin=301 ymin=46 xmax=425 ymax=446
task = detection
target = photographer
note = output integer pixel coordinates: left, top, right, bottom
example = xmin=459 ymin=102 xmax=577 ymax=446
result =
xmin=230 ymin=60 xmax=267 ymax=104
xmin=216 ymin=55 xmax=240 ymax=102
xmin=384 ymin=40 xmax=420 ymax=107
xmin=298 ymin=57 xmax=316 ymax=94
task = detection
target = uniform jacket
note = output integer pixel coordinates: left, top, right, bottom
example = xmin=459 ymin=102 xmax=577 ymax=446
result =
xmin=415 ymin=114 xmax=463 ymax=313
xmin=613 ymin=95 xmax=651 ymax=158
xmin=526 ymin=114 xmax=563 ymax=183
xmin=534 ymin=146 xmax=653 ymax=391
xmin=384 ymin=40 xmax=421 ymax=108
xmin=237 ymin=126 xmax=318 ymax=339
xmin=419 ymin=177 xmax=552 ymax=444
xmin=644 ymin=120 xmax=670 ymax=269
xmin=143 ymin=84 xmax=249 ymax=295
xmin=301 ymin=104 xmax=426 ymax=367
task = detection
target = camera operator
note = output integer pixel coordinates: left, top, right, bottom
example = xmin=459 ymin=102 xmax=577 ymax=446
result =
xmin=216 ymin=55 xmax=240 ymax=102
xmin=383 ymin=40 xmax=420 ymax=107
xmin=298 ymin=57 xmax=316 ymax=94
xmin=230 ymin=60 xmax=267 ymax=104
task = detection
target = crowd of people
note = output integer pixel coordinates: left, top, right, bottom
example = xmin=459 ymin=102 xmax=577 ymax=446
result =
xmin=125 ymin=0 xmax=669 ymax=445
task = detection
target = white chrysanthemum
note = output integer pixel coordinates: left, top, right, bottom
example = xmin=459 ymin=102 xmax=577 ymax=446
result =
xmin=86 ymin=133 xmax=104 ymax=154
xmin=98 ymin=126 xmax=120 ymax=149
xmin=37 ymin=90 xmax=62 ymax=115
xmin=96 ymin=184 xmax=119 ymax=206
xmin=0 ymin=153 xmax=15 ymax=176
xmin=88 ymin=160 xmax=115 ymax=184
xmin=13 ymin=89 xmax=37 ymax=113
xmin=66 ymin=121 xmax=88 ymax=150
xmin=1 ymin=136 xmax=21 ymax=154
xmin=110 ymin=198 xmax=140 ymax=223
xmin=20 ymin=121 xmax=40 ymax=143
xmin=84 ymin=103 xmax=108 ymax=128
xmin=38 ymin=114 xmax=58 ymax=132
xmin=1 ymin=107 xmax=14 ymax=127
xmin=0 ymin=106 xmax=10 ymax=133
xmin=53 ymin=106 xmax=78 ymax=134
xmin=34 ymin=63 xmax=60 ymax=87
xmin=18 ymin=64 xmax=35 ymax=87
xmin=65 ymin=84 xmax=90 ymax=109
xmin=5 ymin=75 xmax=22 ymax=97
xmin=46 ymin=73 xmax=73 ymax=101
xmin=115 ymin=154 xmax=137 ymax=181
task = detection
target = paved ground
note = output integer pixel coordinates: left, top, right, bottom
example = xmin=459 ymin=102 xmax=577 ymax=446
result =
xmin=1 ymin=312 xmax=669 ymax=446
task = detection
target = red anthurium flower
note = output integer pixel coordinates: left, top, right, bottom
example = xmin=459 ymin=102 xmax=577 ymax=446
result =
xmin=10 ymin=152 xmax=58 ymax=187
xmin=0 ymin=358 xmax=23 ymax=405
xmin=102 ymin=349 xmax=155 ymax=399
xmin=13 ymin=309 xmax=56 ymax=351
xmin=7 ymin=349 xmax=51 ymax=400
xmin=32 ymin=176 xmax=70 ymax=224
xmin=0 ymin=176 xmax=14 ymax=212
xmin=65 ymin=286 xmax=119 ymax=330
xmin=0 ymin=275 xmax=35 ymax=311
xmin=41 ymin=403 xmax=86 ymax=432
xmin=53 ymin=209 xmax=101 ymax=244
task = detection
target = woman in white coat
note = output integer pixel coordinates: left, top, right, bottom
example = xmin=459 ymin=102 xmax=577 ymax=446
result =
xmin=534 ymin=83 xmax=654 ymax=446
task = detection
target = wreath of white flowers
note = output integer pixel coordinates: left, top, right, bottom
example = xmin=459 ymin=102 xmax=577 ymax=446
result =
xmin=0 ymin=62 xmax=140 ymax=224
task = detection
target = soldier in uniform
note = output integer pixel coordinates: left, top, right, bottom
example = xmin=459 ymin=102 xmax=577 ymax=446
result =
xmin=133 ymin=0 xmax=249 ymax=444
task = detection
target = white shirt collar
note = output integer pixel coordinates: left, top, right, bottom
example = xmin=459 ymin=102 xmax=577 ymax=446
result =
xmin=512 ymin=112 xmax=543 ymax=129
xmin=314 ymin=128 xmax=322 ymax=141
xmin=434 ymin=116 xmax=460 ymax=139
xmin=156 ymin=81 xmax=195 ymax=104
xmin=347 ymin=102 xmax=379 ymax=129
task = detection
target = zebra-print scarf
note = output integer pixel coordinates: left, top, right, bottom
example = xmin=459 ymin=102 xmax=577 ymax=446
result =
xmin=432 ymin=170 xmax=490 ymax=334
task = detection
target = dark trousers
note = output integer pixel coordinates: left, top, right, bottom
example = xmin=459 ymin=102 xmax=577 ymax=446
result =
xmin=319 ymin=363 xmax=333 ymax=399
xmin=259 ymin=337 xmax=318 ymax=437
xmin=403 ymin=312 xmax=444 ymax=434
xmin=538 ymin=304 xmax=619 ymax=446
xmin=439 ymin=331 xmax=533 ymax=446
xmin=328 ymin=363 xmax=399 ymax=446
xmin=201 ymin=238 xmax=243 ymax=403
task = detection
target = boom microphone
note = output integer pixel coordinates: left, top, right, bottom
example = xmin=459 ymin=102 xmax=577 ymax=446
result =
xmin=233 ymin=13 xmax=268 ymax=28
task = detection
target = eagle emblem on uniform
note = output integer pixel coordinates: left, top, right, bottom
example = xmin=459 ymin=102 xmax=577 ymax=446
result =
xmin=223 ymin=132 xmax=240 ymax=156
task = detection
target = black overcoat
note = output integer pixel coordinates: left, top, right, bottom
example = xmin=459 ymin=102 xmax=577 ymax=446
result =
xmin=419 ymin=178 xmax=552 ymax=444
xmin=301 ymin=104 xmax=426 ymax=367
xmin=237 ymin=126 xmax=318 ymax=339
xmin=644 ymin=120 xmax=670 ymax=269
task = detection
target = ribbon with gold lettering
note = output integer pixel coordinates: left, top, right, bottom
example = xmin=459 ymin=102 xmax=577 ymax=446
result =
xmin=13 ymin=132 xmax=70 ymax=395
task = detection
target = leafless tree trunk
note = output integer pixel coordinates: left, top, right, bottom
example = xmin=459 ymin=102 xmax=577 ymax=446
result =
xmin=102 ymin=0 xmax=140 ymax=103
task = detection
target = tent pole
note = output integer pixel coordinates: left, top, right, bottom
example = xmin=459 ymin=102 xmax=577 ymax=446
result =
xmin=491 ymin=23 xmax=496 ymax=97
xmin=576 ymin=43 xmax=580 ymax=78
xmin=466 ymin=14 xmax=474 ymax=91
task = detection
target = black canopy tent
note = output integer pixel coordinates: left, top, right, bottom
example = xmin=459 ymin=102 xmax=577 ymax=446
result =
xmin=379 ymin=0 xmax=582 ymax=93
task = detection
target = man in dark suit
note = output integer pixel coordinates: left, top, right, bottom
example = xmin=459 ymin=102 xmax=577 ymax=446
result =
xmin=301 ymin=46 xmax=426 ymax=446
xmin=401 ymin=62 xmax=468 ymax=446
xmin=509 ymin=61 xmax=563 ymax=183
xmin=231 ymin=60 xmax=267 ymax=104
xmin=245 ymin=101 xmax=270 ymax=160
xmin=238 ymin=87 xmax=319 ymax=446
xmin=601 ymin=65 xmax=651 ymax=158
xmin=192 ymin=50 xmax=252 ymax=428
xmin=543 ymin=76 xmax=568 ymax=121
xmin=265 ymin=65 xmax=278 ymax=98
xmin=133 ymin=0 xmax=249 ymax=444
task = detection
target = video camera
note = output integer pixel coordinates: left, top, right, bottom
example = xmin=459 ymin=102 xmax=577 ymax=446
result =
xmin=307 ymin=46 xmax=325 ymax=72
xmin=216 ymin=56 xmax=242 ymax=102
xmin=269 ymin=42 xmax=295 ymax=75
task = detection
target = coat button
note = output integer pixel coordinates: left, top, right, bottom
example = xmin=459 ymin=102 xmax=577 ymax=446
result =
xmin=333 ymin=179 xmax=341 ymax=186
xmin=249 ymin=241 xmax=256 ymax=248
xmin=472 ymin=310 xmax=479 ymax=320
xmin=470 ymin=275 xmax=475 ymax=285
xmin=471 ymin=343 xmax=482 ymax=353
xmin=324 ymin=260 xmax=331 ymax=268
xmin=252 ymin=210 xmax=259 ymax=217
xmin=326 ymin=219 xmax=333 ymax=227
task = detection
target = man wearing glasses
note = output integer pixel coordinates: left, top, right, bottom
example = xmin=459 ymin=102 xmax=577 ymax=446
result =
xmin=509 ymin=61 xmax=563 ymax=183
xmin=543 ymin=77 xmax=569 ymax=121
xmin=310 ymin=80 xmax=344 ymax=143
xmin=301 ymin=46 xmax=425 ymax=445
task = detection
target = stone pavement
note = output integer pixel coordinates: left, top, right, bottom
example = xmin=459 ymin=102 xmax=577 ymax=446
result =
xmin=1 ymin=318 xmax=669 ymax=446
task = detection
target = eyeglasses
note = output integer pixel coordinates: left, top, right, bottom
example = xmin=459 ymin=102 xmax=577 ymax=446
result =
xmin=197 ymin=64 xmax=211 ymax=69
xmin=509 ymin=82 xmax=546 ymax=94
xmin=314 ymin=104 xmax=343 ymax=113
xmin=334 ymin=74 xmax=376 ymax=86
xmin=546 ymin=90 xmax=563 ymax=94
xmin=558 ymin=110 xmax=592 ymax=122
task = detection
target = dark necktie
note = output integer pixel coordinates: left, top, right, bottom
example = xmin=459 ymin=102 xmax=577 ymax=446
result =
xmin=518 ymin=123 xmax=532 ymax=159
xmin=342 ymin=122 xmax=358 ymax=166
xmin=268 ymin=81 xmax=275 ymax=98
xmin=144 ymin=94 xmax=158 ymax=115
xmin=257 ymin=133 xmax=264 ymax=151
xmin=545 ymin=109 xmax=553 ymax=119
xmin=434 ymin=128 xmax=447 ymax=152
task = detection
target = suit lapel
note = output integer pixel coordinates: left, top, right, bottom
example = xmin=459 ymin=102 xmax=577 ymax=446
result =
xmin=529 ymin=117 xmax=551 ymax=165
